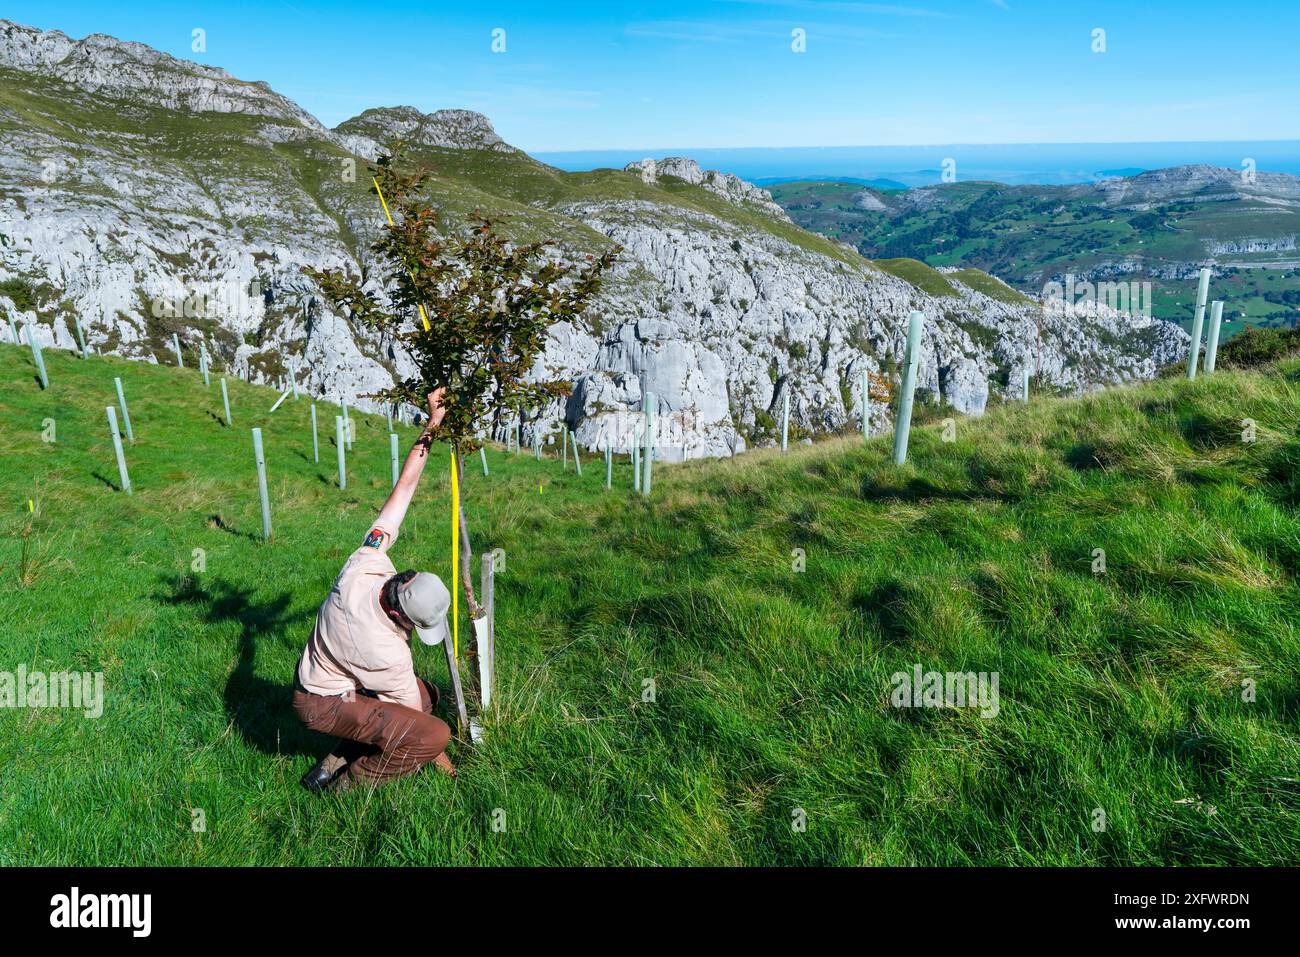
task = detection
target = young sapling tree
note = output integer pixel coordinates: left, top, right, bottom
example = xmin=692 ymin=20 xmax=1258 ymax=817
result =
xmin=305 ymin=149 xmax=615 ymax=626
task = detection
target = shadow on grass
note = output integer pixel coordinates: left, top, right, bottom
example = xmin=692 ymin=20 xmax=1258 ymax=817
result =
xmin=158 ymin=573 xmax=318 ymax=758
xmin=858 ymin=474 xmax=1019 ymax=504
xmin=850 ymin=579 xmax=914 ymax=647
xmin=1179 ymin=413 xmax=1241 ymax=451
xmin=1064 ymin=442 xmax=1103 ymax=471
xmin=90 ymin=471 xmax=121 ymax=492
xmin=205 ymin=513 xmax=260 ymax=542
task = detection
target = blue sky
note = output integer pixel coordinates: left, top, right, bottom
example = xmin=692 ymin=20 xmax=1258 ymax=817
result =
xmin=6 ymin=1 xmax=1299 ymax=152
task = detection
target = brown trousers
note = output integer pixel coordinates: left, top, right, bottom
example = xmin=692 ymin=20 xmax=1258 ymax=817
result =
xmin=293 ymin=678 xmax=450 ymax=783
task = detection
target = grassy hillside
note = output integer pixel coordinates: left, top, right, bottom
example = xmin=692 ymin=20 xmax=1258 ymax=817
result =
xmin=373 ymin=142 xmax=874 ymax=268
xmin=1 ymin=340 xmax=1298 ymax=865
xmin=771 ymin=177 xmax=1300 ymax=337
xmin=3 ymin=67 xmax=1036 ymax=359
xmin=0 ymin=66 xmax=859 ymax=265
xmin=874 ymin=258 xmax=957 ymax=298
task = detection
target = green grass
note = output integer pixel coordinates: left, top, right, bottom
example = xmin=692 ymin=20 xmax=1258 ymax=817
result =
xmin=0 ymin=72 xmax=884 ymax=303
xmin=2 ymin=342 xmax=1299 ymax=865
xmin=875 ymin=258 xmax=958 ymax=298
xmin=948 ymin=268 xmax=1035 ymax=306
xmin=1218 ymin=325 xmax=1300 ymax=370
xmin=398 ymin=145 xmax=871 ymax=267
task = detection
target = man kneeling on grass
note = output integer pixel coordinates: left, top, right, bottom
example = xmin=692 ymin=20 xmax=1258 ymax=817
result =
xmin=294 ymin=388 xmax=457 ymax=793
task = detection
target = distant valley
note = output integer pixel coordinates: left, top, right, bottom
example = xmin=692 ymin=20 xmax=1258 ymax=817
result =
xmin=770 ymin=167 xmax=1300 ymax=339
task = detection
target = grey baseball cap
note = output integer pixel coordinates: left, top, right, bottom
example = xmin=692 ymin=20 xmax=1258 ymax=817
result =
xmin=396 ymin=572 xmax=452 ymax=646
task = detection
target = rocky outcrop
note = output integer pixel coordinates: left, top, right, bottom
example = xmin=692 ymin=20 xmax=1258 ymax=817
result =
xmin=0 ymin=18 xmax=1188 ymax=459
xmin=544 ymin=198 xmax=1186 ymax=457
xmin=624 ymin=157 xmax=792 ymax=222
xmin=852 ymin=191 xmax=890 ymax=212
xmin=1207 ymin=236 xmax=1297 ymax=255
xmin=1096 ymin=164 xmax=1300 ymax=210
xmin=0 ymin=20 xmax=324 ymax=134
xmin=335 ymin=106 xmax=522 ymax=160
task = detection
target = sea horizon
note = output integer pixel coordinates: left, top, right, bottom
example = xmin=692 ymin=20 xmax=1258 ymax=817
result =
xmin=530 ymin=139 xmax=1300 ymax=188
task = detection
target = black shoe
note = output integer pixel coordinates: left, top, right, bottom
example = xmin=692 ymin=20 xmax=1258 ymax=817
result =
xmin=301 ymin=754 xmax=346 ymax=793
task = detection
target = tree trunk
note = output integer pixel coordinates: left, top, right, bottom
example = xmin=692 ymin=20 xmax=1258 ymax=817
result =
xmin=455 ymin=450 xmax=482 ymax=620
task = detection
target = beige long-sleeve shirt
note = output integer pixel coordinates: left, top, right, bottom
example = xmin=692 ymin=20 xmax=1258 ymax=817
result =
xmin=295 ymin=520 xmax=421 ymax=711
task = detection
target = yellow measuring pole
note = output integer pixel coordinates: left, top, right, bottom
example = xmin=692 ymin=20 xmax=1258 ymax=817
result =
xmin=450 ymin=448 xmax=459 ymax=662
xmin=372 ymin=176 xmax=432 ymax=333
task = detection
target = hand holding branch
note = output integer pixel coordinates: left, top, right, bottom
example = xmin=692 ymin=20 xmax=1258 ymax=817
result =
xmin=427 ymin=388 xmax=446 ymax=429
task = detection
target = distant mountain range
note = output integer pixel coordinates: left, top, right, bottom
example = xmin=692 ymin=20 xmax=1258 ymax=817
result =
xmin=0 ymin=19 xmax=1187 ymax=455
xmin=756 ymin=176 xmax=910 ymax=191
xmin=770 ymin=167 xmax=1300 ymax=337
xmin=536 ymin=143 xmax=1300 ymax=187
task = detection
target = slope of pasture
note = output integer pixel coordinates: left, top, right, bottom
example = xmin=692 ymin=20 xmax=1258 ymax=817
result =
xmin=0 ymin=341 xmax=1297 ymax=865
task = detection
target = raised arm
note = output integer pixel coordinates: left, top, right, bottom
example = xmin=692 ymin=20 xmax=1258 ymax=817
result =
xmin=372 ymin=389 xmax=445 ymax=540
